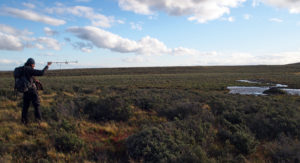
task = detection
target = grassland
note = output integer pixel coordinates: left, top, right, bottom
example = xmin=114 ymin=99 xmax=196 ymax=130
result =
xmin=0 ymin=65 xmax=300 ymax=162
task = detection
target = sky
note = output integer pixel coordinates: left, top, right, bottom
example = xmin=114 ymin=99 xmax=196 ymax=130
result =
xmin=0 ymin=0 xmax=300 ymax=70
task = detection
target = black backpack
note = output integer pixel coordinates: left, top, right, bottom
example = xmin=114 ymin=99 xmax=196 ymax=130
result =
xmin=13 ymin=66 xmax=31 ymax=93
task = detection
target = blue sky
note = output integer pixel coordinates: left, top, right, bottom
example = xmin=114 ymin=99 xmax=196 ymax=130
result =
xmin=0 ymin=0 xmax=300 ymax=70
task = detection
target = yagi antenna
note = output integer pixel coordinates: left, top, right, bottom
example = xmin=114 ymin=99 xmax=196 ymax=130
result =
xmin=50 ymin=60 xmax=78 ymax=69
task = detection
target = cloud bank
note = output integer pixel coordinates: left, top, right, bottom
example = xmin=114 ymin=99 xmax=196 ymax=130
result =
xmin=44 ymin=27 xmax=59 ymax=36
xmin=118 ymin=0 xmax=246 ymax=23
xmin=0 ymin=32 xmax=23 ymax=51
xmin=0 ymin=24 xmax=61 ymax=51
xmin=67 ymin=26 xmax=208 ymax=56
xmin=46 ymin=5 xmax=121 ymax=28
xmin=2 ymin=7 xmax=65 ymax=26
xmin=261 ymin=0 xmax=300 ymax=14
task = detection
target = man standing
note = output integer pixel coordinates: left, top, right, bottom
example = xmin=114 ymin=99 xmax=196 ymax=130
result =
xmin=21 ymin=58 xmax=52 ymax=125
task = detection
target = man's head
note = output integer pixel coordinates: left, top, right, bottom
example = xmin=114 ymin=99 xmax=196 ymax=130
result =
xmin=25 ymin=58 xmax=35 ymax=68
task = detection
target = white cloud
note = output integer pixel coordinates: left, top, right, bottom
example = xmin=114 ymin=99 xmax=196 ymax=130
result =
xmin=0 ymin=24 xmax=32 ymax=36
xmin=68 ymin=26 xmax=140 ymax=53
xmin=0 ymin=24 xmax=28 ymax=51
xmin=33 ymin=43 xmax=44 ymax=50
xmin=260 ymin=50 xmax=300 ymax=65
xmin=0 ymin=24 xmax=19 ymax=35
xmin=120 ymin=50 xmax=300 ymax=66
xmin=269 ymin=18 xmax=283 ymax=23
xmin=2 ymin=7 xmax=66 ymax=26
xmin=67 ymin=26 xmax=206 ymax=56
xmin=261 ymin=0 xmax=300 ymax=14
xmin=46 ymin=5 xmax=120 ymax=28
xmin=252 ymin=0 xmax=261 ymax=7
xmin=81 ymin=47 xmax=92 ymax=53
xmin=118 ymin=0 xmax=246 ymax=23
xmin=222 ymin=16 xmax=235 ymax=22
xmin=44 ymin=27 xmax=58 ymax=36
xmin=130 ymin=22 xmax=143 ymax=31
xmin=0 ymin=24 xmax=32 ymax=51
xmin=71 ymin=42 xmax=93 ymax=53
xmin=22 ymin=2 xmax=35 ymax=9
xmin=0 ymin=32 xmax=24 ymax=51
xmin=0 ymin=59 xmax=20 ymax=65
xmin=0 ymin=24 xmax=61 ymax=51
xmin=193 ymin=50 xmax=300 ymax=65
xmin=243 ymin=14 xmax=252 ymax=20
xmin=172 ymin=47 xmax=216 ymax=56
xmin=36 ymin=37 xmax=61 ymax=50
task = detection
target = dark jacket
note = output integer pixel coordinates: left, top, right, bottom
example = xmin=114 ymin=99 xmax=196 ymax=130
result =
xmin=24 ymin=65 xmax=48 ymax=90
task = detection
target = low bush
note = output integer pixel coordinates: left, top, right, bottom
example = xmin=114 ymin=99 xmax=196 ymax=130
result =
xmin=59 ymin=119 xmax=76 ymax=133
xmin=126 ymin=126 xmax=212 ymax=162
xmin=230 ymin=131 xmax=257 ymax=155
xmin=41 ymin=106 xmax=59 ymax=121
xmin=158 ymin=102 xmax=203 ymax=120
xmin=263 ymin=87 xmax=287 ymax=95
xmin=84 ymin=96 xmax=132 ymax=122
xmin=13 ymin=141 xmax=48 ymax=161
xmin=265 ymin=135 xmax=300 ymax=163
xmin=0 ymin=89 xmax=16 ymax=101
xmin=54 ymin=132 xmax=84 ymax=153
xmin=126 ymin=127 xmax=180 ymax=162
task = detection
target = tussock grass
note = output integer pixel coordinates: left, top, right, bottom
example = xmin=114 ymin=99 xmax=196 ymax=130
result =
xmin=0 ymin=65 xmax=299 ymax=162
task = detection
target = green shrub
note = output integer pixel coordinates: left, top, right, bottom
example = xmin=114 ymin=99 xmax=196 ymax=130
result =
xmin=126 ymin=127 xmax=180 ymax=162
xmin=41 ymin=106 xmax=59 ymax=121
xmin=54 ymin=132 xmax=84 ymax=153
xmin=126 ymin=127 xmax=212 ymax=162
xmin=134 ymin=97 xmax=156 ymax=110
xmin=84 ymin=97 xmax=132 ymax=122
xmin=230 ymin=131 xmax=257 ymax=155
xmin=72 ymin=85 xmax=81 ymax=92
xmin=13 ymin=141 xmax=48 ymax=161
xmin=59 ymin=119 xmax=76 ymax=133
xmin=266 ymin=135 xmax=300 ymax=163
xmin=174 ymin=145 xmax=212 ymax=163
xmin=263 ymin=87 xmax=287 ymax=95
xmin=158 ymin=102 xmax=203 ymax=120
xmin=247 ymin=107 xmax=299 ymax=140
xmin=0 ymin=142 xmax=12 ymax=156
xmin=0 ymin=89 xmax=16 ymax=101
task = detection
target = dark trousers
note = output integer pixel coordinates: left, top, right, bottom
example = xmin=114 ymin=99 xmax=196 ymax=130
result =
xmin=22 ymin=89 xmax=41 ymax=124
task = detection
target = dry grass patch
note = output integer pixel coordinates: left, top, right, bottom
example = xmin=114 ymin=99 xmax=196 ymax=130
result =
xmin=0 ymin=100 xmax=18 ymax=108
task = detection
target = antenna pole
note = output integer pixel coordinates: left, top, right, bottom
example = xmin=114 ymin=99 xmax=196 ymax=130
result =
xmin=49 ymin=61 xmax=78 ymax=70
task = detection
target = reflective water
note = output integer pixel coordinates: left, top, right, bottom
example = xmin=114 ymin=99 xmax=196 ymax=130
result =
xmin=227 ymin=80 xmax=300 ymax=95
xmin=275 ymin=84 xmax=288 ymax=88
xmin=227 ymin=86 xmax=269 ymax=95
xmin=281 ymin=89 xmax=300 ymax=95
xmin=236 ymin=80 xmax=260 ymax=84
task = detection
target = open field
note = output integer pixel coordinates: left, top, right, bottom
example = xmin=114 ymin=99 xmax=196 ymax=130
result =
xmin=0 ymin=65 xmax=300 ymax=162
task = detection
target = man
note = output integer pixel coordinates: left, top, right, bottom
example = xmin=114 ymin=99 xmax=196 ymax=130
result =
xmin=21 ymin=58 xmax=52 ymax=125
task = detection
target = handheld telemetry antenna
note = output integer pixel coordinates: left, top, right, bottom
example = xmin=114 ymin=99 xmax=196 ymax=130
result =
xmin=50 ymin=61 xmax=78 ymax=69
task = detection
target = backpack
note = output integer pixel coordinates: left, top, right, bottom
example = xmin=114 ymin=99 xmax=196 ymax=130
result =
xmin=13 ymin=66 xmax=32 ymax=93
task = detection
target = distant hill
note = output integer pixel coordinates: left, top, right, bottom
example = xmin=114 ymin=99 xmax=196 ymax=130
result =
xmin=286 ymin=62 xmax=300 ymax=66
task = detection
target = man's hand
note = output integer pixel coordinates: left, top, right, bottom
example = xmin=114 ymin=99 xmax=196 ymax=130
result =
xmin=47 ymin=62 xmax=52 ymax=66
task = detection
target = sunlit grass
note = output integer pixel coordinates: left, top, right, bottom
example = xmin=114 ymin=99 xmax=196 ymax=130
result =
xmin=0 ymin=65 xmax=299 ymax=162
